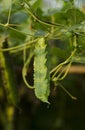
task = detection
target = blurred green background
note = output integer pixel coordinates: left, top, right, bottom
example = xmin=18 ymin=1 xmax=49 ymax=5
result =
xmin=0 ymin=0 xmax=85 ymax=130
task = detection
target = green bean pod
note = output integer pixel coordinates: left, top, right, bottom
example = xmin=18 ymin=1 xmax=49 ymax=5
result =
xmin=34 ymin=38 xmax=50 ymax=103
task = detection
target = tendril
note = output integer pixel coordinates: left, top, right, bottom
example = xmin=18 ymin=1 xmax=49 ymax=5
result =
xmin=22 ymin=51 xmax=34 ymax=89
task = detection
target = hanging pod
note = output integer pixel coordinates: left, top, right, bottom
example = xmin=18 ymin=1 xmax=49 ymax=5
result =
xmin=34 ymin=38 xmax=50 ymax=103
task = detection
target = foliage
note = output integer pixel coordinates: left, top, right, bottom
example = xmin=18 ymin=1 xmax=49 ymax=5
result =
xmin=0 ymin=0 xmax=85 ymax=130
